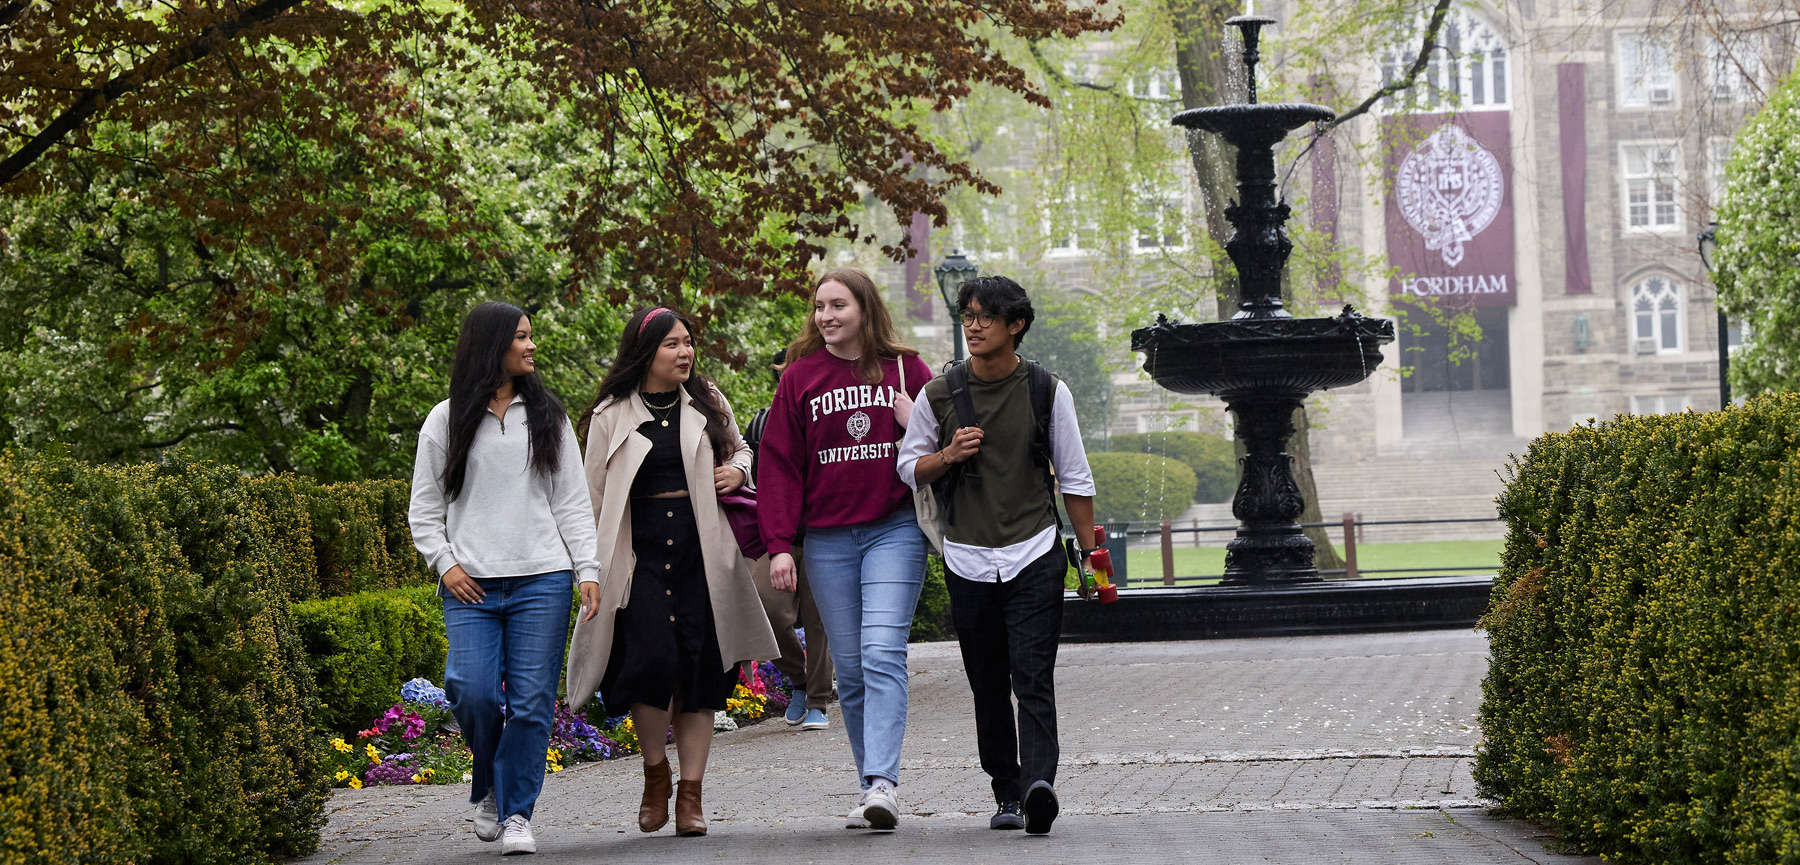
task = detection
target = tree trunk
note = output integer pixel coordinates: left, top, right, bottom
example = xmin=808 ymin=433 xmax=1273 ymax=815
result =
xmin=1168 ymin=0 xmax=1345 ymax=572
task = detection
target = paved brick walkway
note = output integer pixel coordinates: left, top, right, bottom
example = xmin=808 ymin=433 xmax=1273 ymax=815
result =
xmin=302 ymin=630 xmax=1595 ymax=864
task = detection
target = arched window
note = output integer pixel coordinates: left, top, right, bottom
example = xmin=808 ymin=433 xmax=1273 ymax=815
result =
xmin=1379 ymin=10 xmax=1511 ymax=113
xmin=1631 ymin=277 xmax=1681 ymax=354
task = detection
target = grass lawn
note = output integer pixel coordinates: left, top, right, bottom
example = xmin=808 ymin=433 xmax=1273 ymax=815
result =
xmin=1120 ymin=539 xmax=1504 ymax=586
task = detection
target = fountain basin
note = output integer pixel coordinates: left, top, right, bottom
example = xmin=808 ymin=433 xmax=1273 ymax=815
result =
xmin=1172 ymin=103 xmax=1335 ymax=145
xmin=1130 ymin=307 xmax=1395 ymax=396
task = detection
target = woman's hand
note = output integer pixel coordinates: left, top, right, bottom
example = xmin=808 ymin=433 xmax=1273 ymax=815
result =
xmin=579 ymin=581 xmax=602 ymax=623
xmin=713 ymin=464 xmax=746 ymax=494
xmin=892 ymin=390 xmax=914 ymax=430
xmin=769 ymin=552 xmax=798 ymax=593
xmin=442 ymin=564 xmax=485 ymax=604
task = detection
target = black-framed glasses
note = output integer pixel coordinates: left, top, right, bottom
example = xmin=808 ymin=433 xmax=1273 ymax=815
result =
xmin=959 ymin=310 xmax=998 ymax=329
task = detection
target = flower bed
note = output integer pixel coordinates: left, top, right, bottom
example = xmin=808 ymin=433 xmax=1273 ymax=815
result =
xmin=327 ymin=664 xmax=797 ymax=788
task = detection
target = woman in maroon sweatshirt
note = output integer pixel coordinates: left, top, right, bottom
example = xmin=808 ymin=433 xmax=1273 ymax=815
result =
xmin=758 ymin=267 xmax=933 ymax=830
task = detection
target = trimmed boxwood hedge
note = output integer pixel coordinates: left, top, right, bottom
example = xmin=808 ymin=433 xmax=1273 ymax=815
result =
xmin=1105 ymin=431 xmax=1237 ymax=503
xmin=0 ymin=451 xmax=436 ymax=864
xmin=1479 ymin=394 xmax=1800 ymax=863
xmin=295 ymin=587 xmax=447 ymax=731
xmin=1088 ymin=452 xmax=1197 ymax=524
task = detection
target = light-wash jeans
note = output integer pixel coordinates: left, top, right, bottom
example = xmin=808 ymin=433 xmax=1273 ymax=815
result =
xmin=802 ymin=506 xmax=928 ymax=788
xmin=442 ymin=571 xmax=572 ymax=820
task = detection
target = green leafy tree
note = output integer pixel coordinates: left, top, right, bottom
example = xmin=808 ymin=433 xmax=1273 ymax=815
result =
xmin=1021 ymin=293 xmax=1116 ymax=449
xmin=1716 ymin=69 xmax=1800 ymax=396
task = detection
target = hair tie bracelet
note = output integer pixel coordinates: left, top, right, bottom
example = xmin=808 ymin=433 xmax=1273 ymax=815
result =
xmin=637 ymin=307 xmax=670 ymax=336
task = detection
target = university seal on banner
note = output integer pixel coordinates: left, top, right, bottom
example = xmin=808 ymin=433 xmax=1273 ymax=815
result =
xmin=846 ymin=410 xmax=871 ymax=442
xmin=1396 ymin=124 xmax=1504 ymax=268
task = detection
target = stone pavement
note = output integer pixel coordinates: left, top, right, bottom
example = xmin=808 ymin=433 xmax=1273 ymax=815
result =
xmin=302 ymin=630 xmax=1595 ymax=864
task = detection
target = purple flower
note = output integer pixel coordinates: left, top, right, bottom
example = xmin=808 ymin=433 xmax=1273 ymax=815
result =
xmin=363 ymin=753 xmax=419 ymax=786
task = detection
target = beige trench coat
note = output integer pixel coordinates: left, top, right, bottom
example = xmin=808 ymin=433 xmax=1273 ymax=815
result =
xmin=565 ymin=386 xmax=779 ymax=710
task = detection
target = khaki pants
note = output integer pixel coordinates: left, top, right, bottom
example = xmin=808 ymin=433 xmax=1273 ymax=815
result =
xmin=752 ymin=547 xmax=834 ymax=705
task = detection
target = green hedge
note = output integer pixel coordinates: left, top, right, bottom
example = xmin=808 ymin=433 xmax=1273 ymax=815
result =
xmin=911 ymin=556 xmax=953 ymax=642
xmin=1088 ymin=452 xmax=1197 ymax=524
xmin=1105 ymin=431 xmax=1236 ymax=503
xmin=1478 ymin=395 xmax=1800 ymax=863
xmin=0 ymin=451 xmax=438 ymax=865
xmin=295 ymin=587 xmax=447 ymax=731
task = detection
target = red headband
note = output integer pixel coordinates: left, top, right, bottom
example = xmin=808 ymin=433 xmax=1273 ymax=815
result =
xmin=638 ymin=307 xmax=671 ymax=336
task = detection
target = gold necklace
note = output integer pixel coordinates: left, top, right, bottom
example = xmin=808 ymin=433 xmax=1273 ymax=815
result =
xmin=641 ymin=392 xmax=678 ymax=427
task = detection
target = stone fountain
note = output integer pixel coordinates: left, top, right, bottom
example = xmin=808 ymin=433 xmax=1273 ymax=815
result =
xmin=1131 ymin=15 xmax=1394 ymax=587
xmin=1064 ymin=16 xmax=1493 ymax=642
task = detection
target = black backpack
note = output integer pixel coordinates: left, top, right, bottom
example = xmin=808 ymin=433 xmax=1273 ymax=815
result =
xmin=932 ymin=359 xmax=1061 ymax=530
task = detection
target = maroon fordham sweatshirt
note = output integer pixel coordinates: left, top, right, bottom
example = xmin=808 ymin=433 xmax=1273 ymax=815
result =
xmin=755 ymin=349 xmax=933 ymax=556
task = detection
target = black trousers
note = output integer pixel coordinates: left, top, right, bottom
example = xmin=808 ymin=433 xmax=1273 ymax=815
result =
xmin=946 ymin=545 xmax=1064 ymax=804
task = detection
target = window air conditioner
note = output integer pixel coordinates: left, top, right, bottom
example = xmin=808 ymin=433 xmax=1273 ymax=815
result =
xmin=1634 ymin=337 xmax=1659 ymax=354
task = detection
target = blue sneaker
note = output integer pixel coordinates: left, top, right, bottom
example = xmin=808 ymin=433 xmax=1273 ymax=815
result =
xmin=784 ymin=692 xmax=808 ymax=725
xmin=800 ymin=708 xmax=829 ymax=730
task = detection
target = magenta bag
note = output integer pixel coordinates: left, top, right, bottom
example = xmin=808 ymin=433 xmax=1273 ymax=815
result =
xmin=716 ymin=488 xmax=767 ymax=560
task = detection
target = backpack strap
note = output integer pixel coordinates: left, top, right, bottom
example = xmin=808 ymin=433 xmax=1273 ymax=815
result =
xmin=745 ymin=406 xmax=770 ymax=482
xmin=933 ymin=362 xmax=975 ymax=526
xmin=1024 ymin=360 xmax=1063 ymax=532
xmin=946 ymin=361 xmax=977 ymax=428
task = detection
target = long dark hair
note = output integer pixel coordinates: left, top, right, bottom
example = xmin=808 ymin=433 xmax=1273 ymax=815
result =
xmin=579 ymin=307 xmax=736 ymax=465
xmin=443 ymin=301 xmax=566 ymax=500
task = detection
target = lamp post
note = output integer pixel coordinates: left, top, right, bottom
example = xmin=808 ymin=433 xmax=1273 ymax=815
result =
xmin=933 ymin=250 xmax=979 ymax=362
xmin=1698 ymin=222 xmax=1730 ymax=409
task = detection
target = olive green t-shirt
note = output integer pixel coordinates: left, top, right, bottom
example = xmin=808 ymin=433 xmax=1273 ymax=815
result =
xmin=921 ymin=362 xmax=1058 ymax=549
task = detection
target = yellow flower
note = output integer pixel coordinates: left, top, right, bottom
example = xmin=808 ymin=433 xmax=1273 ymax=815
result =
xmin=411 ymin=774 xmax=423 ymax=784
xmin=365 ymin=744 xmax=381 ymax=765
xmin=330 ymin=737 xmax=352 ymax=753
xmin=422 ymin=768 xmax=435 ymax=779
xmin=348 ymin=777 xmax=363 ymax=790
xmin=335 ymin=770 xmax=350 ymax=782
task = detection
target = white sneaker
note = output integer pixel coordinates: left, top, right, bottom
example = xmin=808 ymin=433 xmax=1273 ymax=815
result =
xmin=500 ymin=814 xmax=536 ymax=855
xmin=862 ymin=779 xmax=898 ymax=830
xmin=472 ymin=791 xmax=501 ymax=842
xmin=845 ymin=788 xmax=871 ymax=829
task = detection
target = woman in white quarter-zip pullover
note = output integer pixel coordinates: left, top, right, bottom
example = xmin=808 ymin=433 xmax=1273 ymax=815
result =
xmin=408 ymin=301 xmax=600 ymax=856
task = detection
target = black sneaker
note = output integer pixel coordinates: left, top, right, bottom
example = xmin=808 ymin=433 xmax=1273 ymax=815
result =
xmin=1023 ymin=781 xmax=1059 ymax=835
xmin=990 ymin=800 xmax=1024 ymax=830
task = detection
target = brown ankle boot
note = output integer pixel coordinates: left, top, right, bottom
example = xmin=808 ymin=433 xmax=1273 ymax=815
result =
xmin=638 ymin=759 xmax=672 ymax=832
xmin=675 ymin=778 xmax=707 ymax=836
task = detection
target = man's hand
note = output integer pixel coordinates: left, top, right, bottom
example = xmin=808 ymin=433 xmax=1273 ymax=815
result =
xmin=943 ymin=426 xmax=984 ymax=463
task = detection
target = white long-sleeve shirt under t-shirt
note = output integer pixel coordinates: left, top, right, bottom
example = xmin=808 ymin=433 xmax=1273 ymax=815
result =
xmin=409 ymin=395 xmax=601 ymax=586
xmin=897 ymin=377 xmax=1095 ymax=583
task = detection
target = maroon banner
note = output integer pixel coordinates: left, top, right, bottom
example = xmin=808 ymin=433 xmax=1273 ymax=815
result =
xmin=1383 ymin=111 xmax=1516 ymax=307
xmin=1557 ymin=63 xmax=1593 ymax=294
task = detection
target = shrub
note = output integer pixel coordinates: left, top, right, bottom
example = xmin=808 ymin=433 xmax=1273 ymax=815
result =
xmin=0 ymin=451 xmax=441 ymax=864
xmin=1088 ymin=452 xmax=1197 ymax=524
xmin=11 ymin=453 xmax=329 ymax=864
xmin=1105 ymin=431 xmax=1237 ymax=503
xmin=1478 ymin=394 xmax=1800 ymax=863
xmin=294 ymin=588 xmax=449 ymax=731
xmin=910 ymin=556 xmax=953 ymax=642
xmin=0 ymin=455 xmax=146 ymax=865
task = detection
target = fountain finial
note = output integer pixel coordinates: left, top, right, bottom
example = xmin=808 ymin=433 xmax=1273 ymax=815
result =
xmin=1224 ymin=15 xmax=1277 ymax=104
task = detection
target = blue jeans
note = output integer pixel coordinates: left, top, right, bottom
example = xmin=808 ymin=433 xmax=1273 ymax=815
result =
xmin=803 ymin=506 xmax=927 ymax=788
xmin=442 ymin=571 xmax=571 ymax=820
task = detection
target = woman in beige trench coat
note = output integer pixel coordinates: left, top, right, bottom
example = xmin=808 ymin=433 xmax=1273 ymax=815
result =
xmin=566 ymin=307 xmax=778 ymax=838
